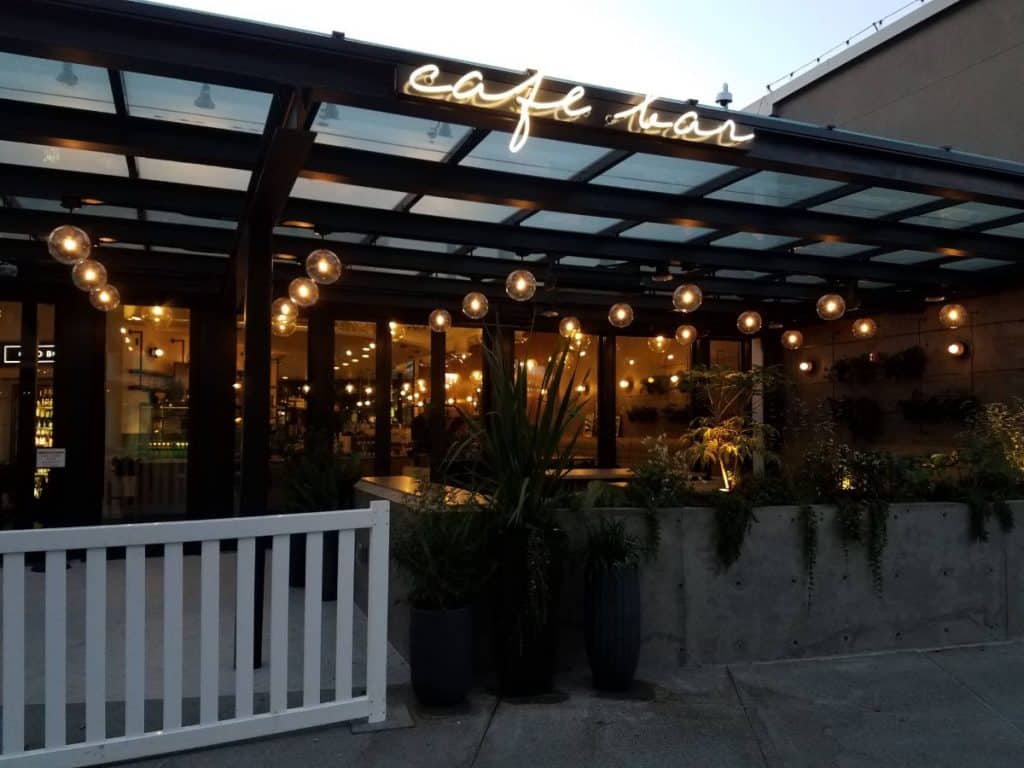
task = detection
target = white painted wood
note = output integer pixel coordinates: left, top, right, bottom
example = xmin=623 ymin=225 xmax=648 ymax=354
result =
xmin=269 ymin=534 xmax=290 ymax=714
xmin=0 ymin=697 xmax=371 ymax=768
xmin=44 ymin=549 xmax=67 ymax=747
xmin=234 ymin=537 xmax=256 ymax=719
xmin=124 ymin=546 xmax=146 ymax=737
xmin=199 ymin=540 xmax=220 ymax=724
xmin=335 ymin=531 xmax=355 ymax=702
xmin=302 ymin=533 xmax=323 ymax=707
xmin=162 ymin=543 xmax=184 ymax=730
xmin=85 ymin=549 xmax=107 ymax=743
xmin=365 ymin=501 xmax=391 ymax=723
xmin=0 ymin=509 xmax=374 ymax=554
xmin=2 ymin=552 xmax=25 ymax=753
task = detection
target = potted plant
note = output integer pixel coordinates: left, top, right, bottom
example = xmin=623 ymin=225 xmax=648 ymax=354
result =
xmin=281 ymin=429 xmax=362 ymax=599
xmin=453 ymin=332 xmax=584 ymax=696
xmin=393 ymin=485 xmax=487 ymax=706
xmin=582 ymin=516 xmax=643 ymax=691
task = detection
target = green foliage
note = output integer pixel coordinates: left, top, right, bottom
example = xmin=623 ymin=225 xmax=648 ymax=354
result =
xmin=866 ymin=498 xmax=888 ymax=596
xmin=579 ymin=480 xmax=629 ymax=509
xmin=626 ymin=435 xmax=695 ymax=510
xmin=712 ymin=492 xmax=756 ymax=569
xmin=798 ymin=504 xmax=818 ymax=604
xmin=584 ymin=516 xmax=643 ymax=573
xmin=898 ymin=390 xmax=978 ymax=424
xmin=392 ymin=485 xmax=490 ymax=610
xmin=281 ymin=431 xmax=362 ymax=513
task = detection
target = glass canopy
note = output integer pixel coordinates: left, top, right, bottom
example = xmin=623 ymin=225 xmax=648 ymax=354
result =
xmin=0 ymin=139 xmax=128 ymax=176
xmin=460 ymin=133 xmax=608 ymax=179
xmin=708 ymin=171 xmax=843 ymax=207
xmin=811 ymin=187 xmax=938 ymax=218
xmin=313 ymin=103 xmax=472 ymax=161
xmin=122 ymin=72 xmax=272 ymax=133
xmin=521 ymin=211 xmax=621 ymax=233
xmin=0 ymin=53 xmax=114 ymax=112
xmin=712 ymin=232 xmax=799 ymax=250
xmin=618 ymin=222 xmax=716 ymax=242
xmin=137 ymin=157 xmax=250 ymax=190
xmin=410 ymin=195 xmax=519 ymax=222
xmin=900 ymin=202 xmax=1023 ymax=228
xmin=589 ymin=153 xmax=735 ymax=194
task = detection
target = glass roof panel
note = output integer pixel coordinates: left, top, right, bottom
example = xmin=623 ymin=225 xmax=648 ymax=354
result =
xmin=811 ymin=187 xmax=939 ymax=218
xmin=589 ymin=153 xmax=735 ymax=194
xmin=618 ymin=222 xmax=716 ymax=243
xmin=0 ymin=140 xmax=127 ymax=176
xmin=468 ymin=246 xmax=519 ymax=260
xmin=940 ymin=257 xmax=1013 ymax=271
xmin=313 ymin=104 xmax=472 ymax=161
xmin=858 ymin=279 xmax=894 ymax=289
xmin=794 ymin=241 xmax=874 ymax=258
xmin=376 ymin=237 xmax=458 ymax=253
xmin=290 ymin=178 xmax=404 ymax=209
xmin=146 ymin=210 xmax=237 ymax=229
xmin=707 ymin=171 xmax=843 ymax=207
xmin=711 ymin=232 xmax=799 ymax=250
xmin=901 ymin=202 xmax=1023 ymax=229
xmin=15 ymin=195 xmax=139 ymax=220
xmin=460 ymin=133 xmax=608 ymax=179
xmin=410 ymin=196 xmax=518 ymax=222
xmin=521 ymin=211 xmax=620 ymax=234
xmin=986 ymin=221 xmax=1024 ymax=238
xmin=151 ymin=245 xmax=225 ymax=257
xmin=871 ymin=249 xmax=940 ymax=265
xmin=716 ymin=269 xmax=769 ymax=280
xmin=559 ymin=256 xmax=624 ymax=268
xmin=0 ymin=53 xmax=114 ymax=112
xmin=137 ymin=157 xmax=250 ymax=190
xmin=122 ymin=72 xmax=272 ymax=133
xmin=786 ymin=274 xmax=827 ymax=284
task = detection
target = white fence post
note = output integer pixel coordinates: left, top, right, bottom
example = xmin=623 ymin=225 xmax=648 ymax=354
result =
xmin=0 ymin=502 xmax=389 ymax=767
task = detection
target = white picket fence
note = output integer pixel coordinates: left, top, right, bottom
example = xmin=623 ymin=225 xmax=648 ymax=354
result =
xmin=0 ymin=501 xmax=390 ymax=767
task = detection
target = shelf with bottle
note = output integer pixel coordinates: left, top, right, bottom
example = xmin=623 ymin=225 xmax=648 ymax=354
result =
xmin=35 ymin=384 xmax=53 ymax=448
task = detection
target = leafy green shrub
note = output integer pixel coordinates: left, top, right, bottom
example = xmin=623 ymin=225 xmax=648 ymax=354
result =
xmin=584 ymin=516 xmax=644 ymax=573
xmin=626 ymin=435 xmax=695 ymax=509
xmin=282 ymin=431 xmax=362 ymax=513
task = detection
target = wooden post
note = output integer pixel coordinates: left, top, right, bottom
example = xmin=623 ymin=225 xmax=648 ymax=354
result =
xmin=373 ymin=319 xmax=392 ymax=476
xmin=15 ymin=301 xmax=37 ymax=525
xmin=429 ymin=328 xmax=446 ymax=482
xmin=596 ymin=333 xmax=617 ymax=468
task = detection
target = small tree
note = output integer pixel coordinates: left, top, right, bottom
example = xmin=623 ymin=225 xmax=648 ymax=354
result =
xmin=679 ymin=365 xmax=781 ymax=491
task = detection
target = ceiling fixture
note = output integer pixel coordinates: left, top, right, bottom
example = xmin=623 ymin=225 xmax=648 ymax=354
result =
xmin=389 ymin=320 xmax=407 ymax=342
xmin=675 ymin=324 xmax=697 ymax=345
xmin=618 ymin=377 xmax=634 ymax=392
xmin=71 ymin=259 xmax=107 ymax=292
xmin=462 ymin=291 xmax=489 ymax=320
xmin=647 ymin=335 xmax=669 ymax=353
xmin=852 ymin=317 xmax=878 ymax=339
xmin=429 ymin=308 xmax=452 ymax=332
xmin=193 ymin=83 xmax=216 ymax=110
xmin=306 ymin=248 xmax=342 ymax=285
xmin=147 ymin=305 xmax=172 ymax=327
xmin=558 ymin=316 xmax=580 ymax=339
xmin=608 ymin=302 xmax=634 ymax=328
xmin=288 ymin=277 xmax=319 ymax=308
xmin=271 ymin=297 xmax=297 ymax=320
xmin=672 ymin=283 xmax=702 ymax=313
xmin=737 ymin=311 xmax=762 ymax=334
xmin=47 ymin=224 xmax=91 ymax=264
xmin=148 ymin=346 xmax=165 ymax=359
xmin=568 ymin=331 xmax=592 ymax=353
xmin=946 ymin=340 xmax=968 ymax=358
xmin=56 ymin=62 xmax=78 ymax=87
xmin=505 ymin=269 xmax=537 ymax=301
xmin=272 ymin=314 xmax=297 ymax=337
xmin=939 ymin=303 xmax=967 ymax=329
xmin=89 ymin=285 xmax=120 ymax=312
xmin=816 ymin=293 xmax=846 ymax=321
xmin=781 ymin=330 xmax=803 ymax=350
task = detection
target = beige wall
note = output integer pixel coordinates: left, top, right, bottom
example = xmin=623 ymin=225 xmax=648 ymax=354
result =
xmin=772 ymin=0 xmax=1024 ymax=162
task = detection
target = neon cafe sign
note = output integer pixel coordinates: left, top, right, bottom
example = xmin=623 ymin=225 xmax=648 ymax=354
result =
xmin=402 ymin=64 xmax=755 ymax=153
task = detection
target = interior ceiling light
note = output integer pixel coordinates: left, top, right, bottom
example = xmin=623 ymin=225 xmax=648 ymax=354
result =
xmin=80 ymin=197 xmax=104 ymax=206
xmin=651 ymin=262 xmax=674 ymax=282
xmin=193 ymin=83 xmax=216 ymax=110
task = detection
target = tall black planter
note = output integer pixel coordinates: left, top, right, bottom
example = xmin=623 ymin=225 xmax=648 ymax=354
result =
xmin=584 ymin=563 xmax=641 ymax=691
xmin=410 ymin=606 xmax=473 ymax=706
xmin=493 ymin=527 xmax=566 ymax=696
xmin=288 ymin=530 xmax=340 ymax=600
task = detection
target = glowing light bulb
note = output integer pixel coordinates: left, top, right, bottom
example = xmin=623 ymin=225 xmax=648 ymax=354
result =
xmin=429 ymin=308 xmax=451 ymax=332
xmin=608 ymin=303 xmax=634 ymax=328
xmin=271 ymin=297 xmax=296 ymax=319
xmin=781 ymin=330 xmax=803 ymax=350
xmin=462 ymin=291 xmax=488 ymax=319
xmin=648 ymin=335 xmax=669 ymax=353
xmin=89 ymin=284 xmax=120 ymax=312
xmin=675 ymin=325 xmax=697 ymax=345
xmin=672 ymin=283 xmax=702 ymax=313
xmin=71 ymin=258 xmax=107 ymax=291
xmin=816 ymin=294 xmax=846 ymax=321
xmin=939 ymin=303 xmax=967 ymax=329
xmin=289 ymin=277 xmax=319 ymax=308
xmin=506 ymin=269 xmax=537 ymax=301
xmin=47 ymin=224 xmax=91 ymax=264
xmin=737 ymin=311 xmax=762 ymax=334
xmin=558 ymin=316 xmax=580 ymax=339
xmin=798 ymin=360 xmax=815 ymax=374
xmin=852 ymin=318 xmax=878 ymax=339
xmin=305 ymin=248 xmax=342 ymax=285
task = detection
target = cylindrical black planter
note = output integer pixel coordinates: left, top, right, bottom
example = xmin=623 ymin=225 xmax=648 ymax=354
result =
xmin=584 ymin=563 xmax=642 ymax=691
xmin=410 ymin=606 xmax=473 ymax=706
xmin=288 ymin=530 xmax=340 ymax=600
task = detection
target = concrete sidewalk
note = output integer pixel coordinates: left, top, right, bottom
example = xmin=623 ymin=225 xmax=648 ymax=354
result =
xmin=117 ymin=641 xmax=1024 ymax=768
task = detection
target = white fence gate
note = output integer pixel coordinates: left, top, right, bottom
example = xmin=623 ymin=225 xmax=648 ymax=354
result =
xmin=0 ymin=501 xmax=390 ymax=767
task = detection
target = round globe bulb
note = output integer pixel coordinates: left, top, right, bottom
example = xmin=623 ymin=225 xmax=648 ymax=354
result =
xmin=608 ymin=303 xmax=634 ymax=328
xmin=47 ymin=224 xmax=91 ymax=265
xmin=672 ymin=283 xmax=702 ymax=313
xmin=647 ymin=335 xmax=669 ymax=353
xmin=429 ymin=309 xmax=451 ymax=332
xmin=505 ymin=269 xmax=537 ymax=301
xmin=737 ymin=311 xmax=762 ymax=335
xmin=305 ymin=248 xmax=342 ymax=285
xmin=816 ymin=293 xmax=846 ymax=321
xmin=271 ymin=297 xmax=297 ymax=319
xmin=852 ymin=317 xmax=878 ymax=339
xmin=558 ymin=316 xmax=580 ymax=339
xmin=147 ymin=305 xmax=172 ymax=327
xmin=289 ymin=277 xmax=319 ymax=308
xmin=71 ymin=258 xmax=107 ymax=291
xmin=461 ymin=291 xmax=489 ymax=320
xmin=939 ymin=303 xmax=967 ymax=329
xmin=89 ymin=284 xmax=120 ymax=312
xmin=272 ymin=315 xmax=297 ymax=337
xmin=675 ymin=324 xmax=697 ymax=345
xmin=781 ymin=330 xmax=804 ymax=350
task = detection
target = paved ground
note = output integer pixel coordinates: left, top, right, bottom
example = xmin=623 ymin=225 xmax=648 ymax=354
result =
xmin=118 ymin=641 xmax=1024 ymax=768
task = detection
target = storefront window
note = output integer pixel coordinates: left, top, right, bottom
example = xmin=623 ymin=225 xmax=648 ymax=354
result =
xmin=615 ymin=335 xmax=693 ymax=467
xmin=389 ymin=323 xmax=430 ymax=476
xmin=334 ymin=320 xmax=376 ymax=476
xmin=104 ymin=305 xmax=190 ymax=520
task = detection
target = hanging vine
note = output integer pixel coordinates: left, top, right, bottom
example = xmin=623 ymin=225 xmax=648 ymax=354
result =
xmin=713 ymin=493 xmax=756 ymax=569
xmin=799 ymin=504 xmax=818 ymax=605
xmin=866 ymin=499 xmax=888 ymax=596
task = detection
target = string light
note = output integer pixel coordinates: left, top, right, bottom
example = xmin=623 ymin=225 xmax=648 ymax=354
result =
xmin=852 ymin=317 xmax=878 ymax=339
xmin=737 ymin=311 xmax=762 ymax=334
xmin=939 ymin=303 xmax=967 ymax=329
xmin=506 ymin=269 xmax=537 ymax=301
xmin=305 ymin=248 xmax=342 ymax=285
xmin=271 ymin=298 xmax=296 ymax=320
xmin=946 ymin=341 xmax=968 ymax=357
xmin=558 ymin=316 xmax=580 ymax=339
xmin=89 ymin=285 xmax=120 ymax=312
xmin=798 ymin=360 xmax=816 ymax=374
xmin=47 ymin=224 xmax=91 ymax=265
xmin=429 ymin=308 xmax=452 ymax=332
xmin=70 ymin=259 xmax=107 ymax=291
xmin=781 ymin=330 xmax=803 ymax=350
xmin=462 ymin=291 xmax=489 ymax=319
xmin=672 ymin=283 xmax=703 ymax=313
xmin=608 ymin=303 xmax=634 ymax=328
xmin=816 ymin=293 xmax=846 ymax=321
xmin=289 ymin=277 xmax=319 ymax=308
xmin=675 ymin=325 xmax=697 ymax=345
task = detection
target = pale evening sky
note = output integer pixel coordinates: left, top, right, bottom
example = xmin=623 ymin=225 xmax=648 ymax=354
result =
xmin=147 ymin=0 xmax=935 ymax=108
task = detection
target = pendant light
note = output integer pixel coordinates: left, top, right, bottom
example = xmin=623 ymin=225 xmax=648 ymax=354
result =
xmin=675 ymin=324 xmax=697 ymax=345
xmin=272 ymin=314 xmax=297 ymax=337
xmin=938 ymin=303 xmax=967 ymax=329
xmin=816 ymin=293 xmax=846 ymax=321
xmin=672 ymin=283 xmax=702 ymax=313
xmin=461 ymin=291 xmax=489 ymax=320
xmin=852 ymin=317 xmax=878 ymax=339
xmin=781 ymin=330 xmax=803 ymax=350
xmin=608 ymin=303 xmax=634 ymax=328
xmin=71 ymin=259 xmax=107 ymax=291
xmin=288 ymin=277 xmax=319 ymax=308
xmin=305 ymin=248 xmax=342 ymax=285
xmin=389 ymin=321 xmax=407 ymax=342
xmin=647 ymin=335 xmax=669 ymax=353
xmin=737 ymin=311 xmax=762 ymax=334
xmin=505 ymin=269 xmax=537 ymax=301
xmin=147 ymin=305 xmax=172 ymax=327
xmin=89 ymin=284 xmax=120 ymax=312
xmin=47 ymin=224 xmax=91 ymax=264
xmin=429 ymin=309 xmax=452 ymax=332
xmin=558 ymin=316 xmax=580 ymax=339
xmin=271 ymin=297 xmax=297 ymax=321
